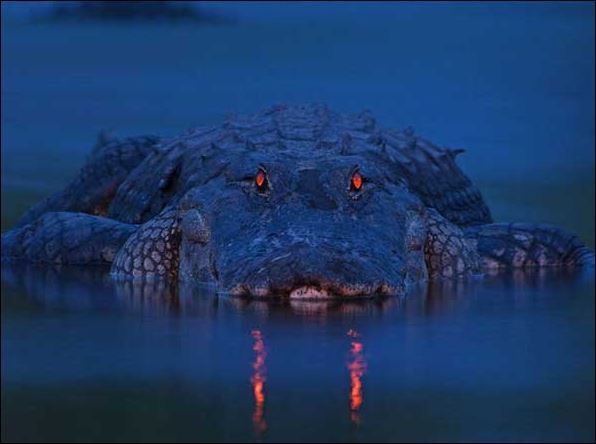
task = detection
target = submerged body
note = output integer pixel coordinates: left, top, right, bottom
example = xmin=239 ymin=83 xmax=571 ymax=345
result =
xmin=1 ymin=104 xmax=593 ymax=298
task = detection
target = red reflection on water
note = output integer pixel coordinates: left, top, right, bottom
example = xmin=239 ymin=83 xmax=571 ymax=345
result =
xmin=251 ymin=329 xmax=267 ymax=435
xmin=347 ymin=329 xmax=366 ymax=424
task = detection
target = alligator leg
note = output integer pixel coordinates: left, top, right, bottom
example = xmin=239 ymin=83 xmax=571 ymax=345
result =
xmin=111 ymin=196 xmax=211 ymax=281
xmin=1 ymin=212 xmax=137 ymax=264
xmin=464 ymin=223 xmax=595 ymax=269
xmin=111 ymin=208 xmax=182 ymax=280
xmin=14 ymin=134 xmax=160 ymax=227
xmin=424 ymin=208 xmax=481 ymax=279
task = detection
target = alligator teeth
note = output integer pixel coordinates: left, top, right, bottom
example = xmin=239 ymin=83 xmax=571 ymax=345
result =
xmin=288 ymin=286 xmax=330 ymax=300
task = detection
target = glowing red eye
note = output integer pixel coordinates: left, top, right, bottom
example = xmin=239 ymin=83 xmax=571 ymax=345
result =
xmin=351 ymin=171 xmax=363 ymax=191
xmin=255 ymin=169 xmax=267 ymax=190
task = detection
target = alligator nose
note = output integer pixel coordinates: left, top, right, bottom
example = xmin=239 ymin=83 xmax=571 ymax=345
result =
xmin=296 ymin=168 xmax=337 ymax=211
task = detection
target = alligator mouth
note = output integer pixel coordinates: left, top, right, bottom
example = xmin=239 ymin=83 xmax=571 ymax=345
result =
xmin=288 ymin=286 xmax=331 ymax=300
xmin=228 ymin=282 xmax=400 ymax=300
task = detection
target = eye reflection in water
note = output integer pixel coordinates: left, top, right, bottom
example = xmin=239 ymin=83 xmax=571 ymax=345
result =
xmin=347 ymin=329 xmax=366 ymax=425
xmin=250 ymin=329 xmax=267 ymax=436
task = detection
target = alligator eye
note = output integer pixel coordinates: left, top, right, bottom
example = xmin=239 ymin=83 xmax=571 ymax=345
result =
xmin=350 ymin=171 xmax=363 ymax=191
xmin=255 ymin=169 xmax=268 ymax=193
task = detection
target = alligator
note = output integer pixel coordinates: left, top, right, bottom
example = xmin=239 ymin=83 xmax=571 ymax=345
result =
xmin=1 ymin=104 xmax=593 ymax=299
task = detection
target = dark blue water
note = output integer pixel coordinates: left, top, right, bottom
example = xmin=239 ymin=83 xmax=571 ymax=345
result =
xmin=2 ymin=2 xmax=594 ymax=186
xmin=1 ymin=264 xmax=594 ymax=442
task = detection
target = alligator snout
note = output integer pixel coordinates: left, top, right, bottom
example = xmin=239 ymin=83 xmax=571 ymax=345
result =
xmin=224 ymin=245 xmax=404 ymax=300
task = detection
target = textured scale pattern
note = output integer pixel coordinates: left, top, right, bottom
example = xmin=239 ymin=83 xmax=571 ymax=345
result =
xmin=1 ymin=212 xmax=136 ymax=264
xmin=424 ymin=209 xmax=481 ymax=278
xmin=111 ymin=208 xmax=181 ymax=279
xmin=106 ymin=104 xmax=491 ymax=226
xmin=380 ymin=129 xmax=491 ymax=226
xmin=465 ymin=223 xmax=595 ymax=269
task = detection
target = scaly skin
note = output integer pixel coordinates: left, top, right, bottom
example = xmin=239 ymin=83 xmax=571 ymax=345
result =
xmin=424 ymin=209 xmax=481 ymax=279
xmin=1 ymin=212 xmax=136 ymax=264
xmin=111 ymin=207 xmax=182 ymax=280
xmin=465 ymin=223 xmax=595 ymax=269
xmin=1 ymin=104 xmax=593 ymax=299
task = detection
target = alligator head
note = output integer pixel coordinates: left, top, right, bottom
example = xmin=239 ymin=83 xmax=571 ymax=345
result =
xmin=176 ymin=153 xmax=428 ymax=300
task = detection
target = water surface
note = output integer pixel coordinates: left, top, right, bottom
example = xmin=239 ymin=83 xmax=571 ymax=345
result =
xmin=1 ymin=264 xmax=594 ymax=442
